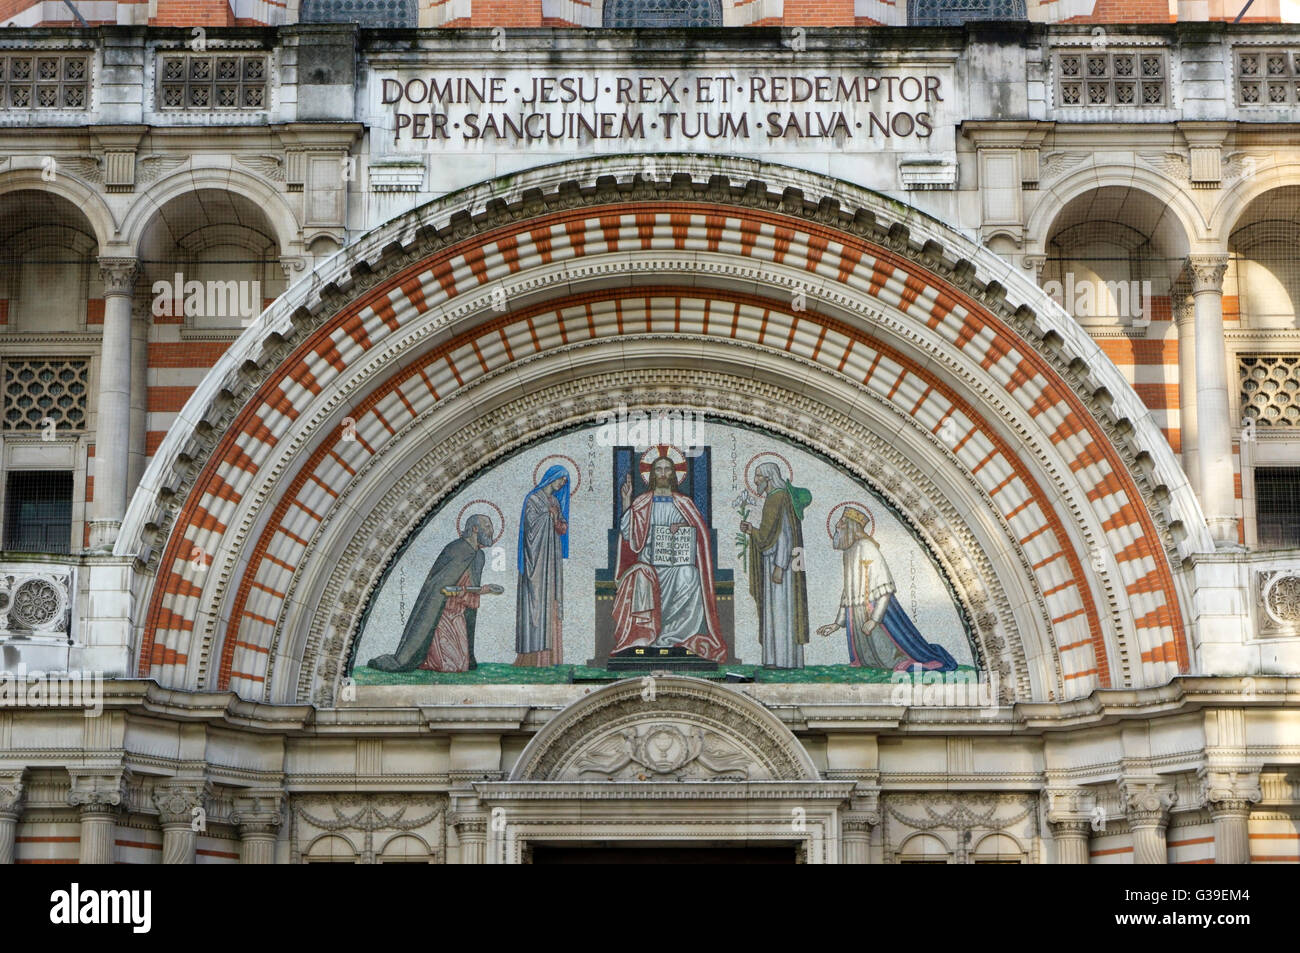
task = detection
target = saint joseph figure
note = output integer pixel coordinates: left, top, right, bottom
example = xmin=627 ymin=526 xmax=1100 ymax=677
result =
xmin=611 ymin=456 xmax=727 ymax=662
xmin=817 ymin=508 xmax=957 ymax=672
xmin=367 ymin=514 xmax=504 ymax=673
xmin=514 ymin=465 xmax=570 ymax=666
xmin=740 ymin=461 xmax=811 ymax=668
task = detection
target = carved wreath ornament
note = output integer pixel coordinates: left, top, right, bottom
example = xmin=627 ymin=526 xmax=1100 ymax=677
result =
xmin=1260 ymin=570 xmax=1300 ymax=628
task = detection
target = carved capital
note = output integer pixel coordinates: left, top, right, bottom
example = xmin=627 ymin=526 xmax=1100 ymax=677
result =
xmin=1021 ymin=254 xmax=1047 ymax=281
xmin=1044 ymin=786 xmax=1099 ymax=825
xmin=1121 ymin=779 xmax=1177 ymax=826
xmin=231 ymin=789 xmax=285 ymax=835
xmin=152 ymin=781 xmax=209 ymax=827
xmin=1185 ymin=255 xmax=1229 ymax=295
xmin=67 ymin=770 xmax=127 ymax=813
xmin=449 ymin=812 xmax=488 ymax=838
xmin=1198 ymin=767 xmax=1262 ymax=816
xmin=97 ymin=257 xmax=140 ymax=297
xmin=0 ymin=772 xmax=24 ymax=818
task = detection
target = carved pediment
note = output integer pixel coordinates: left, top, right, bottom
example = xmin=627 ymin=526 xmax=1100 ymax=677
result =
xmin=572 ymin=722 xmax=760 ymax=781
xmin=511 ymin=676 xmax=819 ymax=783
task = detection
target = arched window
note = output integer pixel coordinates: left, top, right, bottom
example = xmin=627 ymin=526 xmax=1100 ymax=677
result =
xmin=603 ymin=0 xmax=723 ymax=28
xmin=300 ymin=0 xmax=417 ymax=28
xmin=907 ymin=0 xmax=1027 ymax=26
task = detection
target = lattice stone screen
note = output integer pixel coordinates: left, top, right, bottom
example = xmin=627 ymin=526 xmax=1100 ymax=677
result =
xmin=158 ymin=53 xmax=267 ymax=109
xmin=1 ymin=53 xmax=89 ymax=110
xmin=2 ymin=359 xmax=88 ymax=432
xmin=1237 ymin=49 xmax=1300 ymax=105
xmin=1241 ymin=354 xmax=1300 ymax=428
xmin=1057 ymin=51 xmax=1168 ymax=107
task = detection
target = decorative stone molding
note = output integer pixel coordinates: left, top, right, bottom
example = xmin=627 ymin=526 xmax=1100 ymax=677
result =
xmin=291 ymin=794 xmax=444 ymax=864
xmin=883 ymin=792 xmax=1038 ymax=864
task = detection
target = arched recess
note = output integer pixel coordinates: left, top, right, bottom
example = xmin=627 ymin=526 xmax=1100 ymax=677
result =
xmin=121 ymin=166 xmax=304 ymax=266
xmin=1025 ymin=166 xmax=1208 ymax=258
xmin=0 ymin=168 xmax=118 ymax=252
xmin=118 ymin=155 xmax=1211 ymax=706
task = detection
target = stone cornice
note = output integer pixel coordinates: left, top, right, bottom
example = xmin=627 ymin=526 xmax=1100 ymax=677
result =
xmin=6 ymin=674 xmax=1287 ymax=738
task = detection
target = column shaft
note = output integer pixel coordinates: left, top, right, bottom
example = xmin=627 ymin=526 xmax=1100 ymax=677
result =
xmin=79 ymin=810 xmax=117 ymax=864
xmin=1211 ymin=807 xmax=1251 ymax=865
xmin=1189 ymin=256 xmax=1238 ymax=544
xmin=90 ymin=259 xmax=139 ymax=550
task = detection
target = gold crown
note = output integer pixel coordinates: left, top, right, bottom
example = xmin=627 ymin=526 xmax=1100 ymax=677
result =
xmin=841 ymin=508 xmax=867 ymax=526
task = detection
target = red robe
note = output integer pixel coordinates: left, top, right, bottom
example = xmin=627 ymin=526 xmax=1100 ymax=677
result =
xmin=612 ymin=490 xmax=727 ymax=662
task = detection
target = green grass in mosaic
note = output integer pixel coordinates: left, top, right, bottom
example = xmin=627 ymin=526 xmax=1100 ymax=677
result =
xmin=351 ymin=663 xmax=981 ymax=685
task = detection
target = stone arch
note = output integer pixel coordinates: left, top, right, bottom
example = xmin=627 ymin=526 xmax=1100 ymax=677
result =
xmin=508 ymin=676 xmax=821 ymax=782
xmin=120 ymin=166 xmax=303 ymax=262
xmin=118 ymin=154 xmax=1208 ymax=706
xmin=1025 ymin=165 xmax=1206 ymax=256
xmin=1210 ymin=158 xmax=1300 ymax=247
xmin=0 ymin=168 xmax=118 ymax=251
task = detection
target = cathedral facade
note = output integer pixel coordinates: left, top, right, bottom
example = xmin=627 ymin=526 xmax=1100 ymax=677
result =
xmin=0 ymin=10 xmax=1298 ymax=864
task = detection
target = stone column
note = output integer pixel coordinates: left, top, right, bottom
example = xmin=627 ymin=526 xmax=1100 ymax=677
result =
xmin=1123 ymin=780 xmax=1176 ymax=865
xmin=232 ymin=790 xmax=284 ymax=865
xmin=0 ymin=772 xmax=23 ymax=865
xmin=1187 ymin=255 xmax=1239 ymax=545
xmin=67 ymin=771 xmax=125 ymax=865
xmin=1045 ymin=787 xmax=1099 ymax=864
xmin=450 ymin=811 xmax=488 ymax=864
xmin=1172 ymin=280 xmax=1200 ymax=498
xmin=1200 ymin=768 xmax=1261 ymax=865
xmin=152 ymin=781 xmax=208 ymax=865
xmin=840 ymin=789 xmax=880 ymax=864
xmin=90 ymin=258 xmax=140 ymax=551
xmin=1048 ymin=818 xmax=1092 ymax=864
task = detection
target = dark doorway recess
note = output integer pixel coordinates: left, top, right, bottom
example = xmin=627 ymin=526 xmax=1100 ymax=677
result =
xmin=531 ymin=845 xmax=797 ymax=864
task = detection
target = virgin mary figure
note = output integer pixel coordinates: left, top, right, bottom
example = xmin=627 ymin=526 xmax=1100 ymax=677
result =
xmin=514 ymin=465 xmax=570 ymax=666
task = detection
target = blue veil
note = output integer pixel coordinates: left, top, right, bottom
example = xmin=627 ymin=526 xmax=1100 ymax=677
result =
xmin=517 ymin=465 xmax=570 ymax=571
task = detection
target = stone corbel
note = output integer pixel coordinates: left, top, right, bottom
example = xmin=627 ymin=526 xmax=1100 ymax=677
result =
xmin=1176 ymin=122 xmax=1234 ymax=190
xmin=89 ymin=126 xmax=148 ymax=193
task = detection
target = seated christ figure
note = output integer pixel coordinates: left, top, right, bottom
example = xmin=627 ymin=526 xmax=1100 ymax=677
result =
xmin=612 ymin=454 xmax=727 ymax=662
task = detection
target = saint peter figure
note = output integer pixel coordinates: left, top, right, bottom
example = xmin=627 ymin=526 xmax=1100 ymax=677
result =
xmin=367 ymin=514 xmax=504 ymax=673
xmin=740 ymin=461 xmax=811 ymax=668
xmin=514 ymin=465 xmax=570 ymax=666
xmin=817 ymin=507 xmax=957 ymax=672
xmin=612 ymin=456 xmax=727 ymax=662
